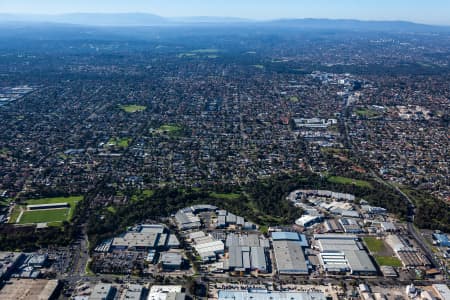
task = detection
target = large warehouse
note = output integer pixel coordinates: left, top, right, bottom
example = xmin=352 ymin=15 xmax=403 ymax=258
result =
xmin=175 ymin=209 xmax=201 ymax=230
xmin=190 ymin=231 xmax=225 ymax=262
xmin=228 ymin=246 xmax=268 ymax=273
xmin=272 ymin=232 xmax=310 ymax=275
xmin=314 ymin=234 xmax=377 ymax=276
xmin=110 ymin=224 xmax=178 ymax=252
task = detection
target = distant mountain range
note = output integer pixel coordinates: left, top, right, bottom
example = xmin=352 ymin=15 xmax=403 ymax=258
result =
xmin=0 ymin=13 xmax=449 ymax=32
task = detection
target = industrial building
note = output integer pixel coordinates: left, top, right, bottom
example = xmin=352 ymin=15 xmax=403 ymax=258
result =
xmin=272 ymin=232 xmax=309 ymax=246
xmin=159 ymin=252 xmax=183 ymax=271
xmin=380 ymin=222 xmax=397 ymax=232
xmin=433 ymin=233 xmax=450 ymax=247
xmin=218 ymin=289 xmax=326 ymax=300
xmin=110 ymin=224 xmax=178 ymax=252
xmin=0 ymin=252 xmax=24 ymax=282
xmin=227 ymin=246 xmax=268 ymax=273
xmin=90 ymin=283 xmax=116 ymax=300
xmin=190 ymin=204 xmax=217 ymax=213
xmin=272 ymin=232 xmax=310 ymax=275
xmin=26 ymin=254 xmax=49 ymax=268
xmin=293 ymin=117 xmax=337 ymax=128
xmin=175 ymin=209 xmax=201 ymax=230
xmin=295 ymin=215 xmax=324 ymax=228
xmin=112 ymin=232 xmax=163 ymax=251
xmin=324 ymin=220 xmax=344 ymax=233
xmin=290 ymin=189 xmax=355 ymax=202
xmin=217 ymin=210 xmax=256 ymax=230
xmin=190 ymin=231 xmax=224 ymax=262
xmin=225 ymin=232 xmax=270 ymax=248
xmin=147 ymin=285 xmax=185 ymax=300
xmin=0 ymin=279 xmax=60 ymax=300
xmin=273 ymin=240 xmax=309 ymax=274
xmin=432 ymin=284 xmax=450 ymax=300
xmin=360 ymin=205 xmax=387 ymax=215
xmin=314 ymin=234 xmax=377 ymax=275
xmin=339 ymin=218 xmax=363 ymax=233
xmin=120 ymin=284 xmax=144 ymax=300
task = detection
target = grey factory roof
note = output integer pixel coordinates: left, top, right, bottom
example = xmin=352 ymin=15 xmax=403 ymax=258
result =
xmin=314 ymin=234 xmax=357 ymax=240
xmin=272 ymin=232 xmax=309 ymax=247
xmin=345 ymin=250 xmax=377 ymax=273
xmin=27 ymin=254 xmax=48 ymax=266
xmin=226 ymin=213 xmax=237 ymax=224
xmin=160 ymin=252 xmax=183 ymax=266
xmin=140 ymin=224 xmax=165 ymax=234
xmin=316 ymin=235 xmax=376 ymax=274
xmin=228 ymin=246 xmax=267 ymax=272
xmin=190 ymin=204 xmax=218 ymax=213
xmin=112 ymin=232 xmax=164 ymax=250
xmin=250 ymin=247 xmax=268 ymax=272
xmin=226 ymin=233 xmax=265 ymax=248
xmin=167 ymin=234 xmax=180 ymax=248
xmin=122 ymin=284 xmax=144 ymax=300
xmin=90 ymin=283 xmax=115 ymax=300
xmin=175 ymin=210 xmax=201 ymax=229
xmin=273 ymin=240 xmax=309 ymax=274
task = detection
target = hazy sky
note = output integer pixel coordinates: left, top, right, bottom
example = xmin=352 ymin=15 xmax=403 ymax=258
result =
xmin=1 ymin=0 xmax=449 ymax=25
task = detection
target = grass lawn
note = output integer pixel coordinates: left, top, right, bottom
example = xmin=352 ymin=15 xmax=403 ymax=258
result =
xmin=142 ymin=189 xmax=155 ymax=197
xmin=119 ymin=105 xmax=147 ymax=113
xmin=0 ymin=198 xmax=11 ymax=206
xmin=13 ymin=196 xmax=83 ymax=225
xmin=19 ymin=208 xmax=70 ymax=224
xmin=364 ymin=237 xmax=385 ymax=253
xmin=375 ymin=256 xmax=403 ymax=267
xmin=106 ymin=206 xmax=117 ymax=214
xmin=210 ymin=192 xmax=241 ymax=200
xmin=155 ymin=124 xmax=184 ymax=137
xmin=107 ymin=137 xmax=132 ymax=148
xmin=159 ymin=124 xmax=182 ymax=132
xmin=290 ymin=96 xmax=299 ymax=102
xmin=327 ymin=176 xmax=373 ymax=188
xmin=8 ymin=206 xmax=21 ymax=223
xmin=355 ymin=108 xmax=380 ymax=118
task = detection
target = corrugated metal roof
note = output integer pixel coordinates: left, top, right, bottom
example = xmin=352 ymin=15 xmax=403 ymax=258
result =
xmin=273 ymin=240 xmax=308 ymax=274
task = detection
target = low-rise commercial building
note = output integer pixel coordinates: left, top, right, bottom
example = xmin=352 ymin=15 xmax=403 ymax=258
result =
xmin=218 ymin=289 xmax=326 ymax=300
xmin=147 ymin=285 xmax=185 ymax=300
xmin=120 ymin=284 xmax=144 ymax=300
xmin=90 ymin=283 xmax=116 ymax=300
xmin=159 ymin=252 xmax=183 ymax=271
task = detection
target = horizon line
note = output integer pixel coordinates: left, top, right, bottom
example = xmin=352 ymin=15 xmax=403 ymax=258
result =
xmin=1 ymin=12 xmax=449 ymax=27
